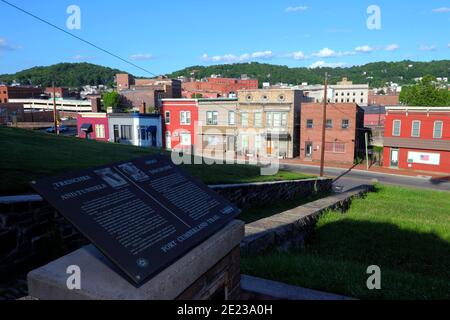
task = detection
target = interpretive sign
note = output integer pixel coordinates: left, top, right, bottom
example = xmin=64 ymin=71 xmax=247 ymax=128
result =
xmin=31 ymin=154 xmax=241 ymax=286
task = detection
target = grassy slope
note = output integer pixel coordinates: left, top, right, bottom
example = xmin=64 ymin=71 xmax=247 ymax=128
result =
xmin=0 ymin=127 xmax=312 ymax=195
xmin=242 ymin=185 xmax=450 ymax=300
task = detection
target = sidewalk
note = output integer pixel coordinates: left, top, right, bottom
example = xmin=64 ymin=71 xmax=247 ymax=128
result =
xmin=281 ymin=159 xmax=449 ymax=180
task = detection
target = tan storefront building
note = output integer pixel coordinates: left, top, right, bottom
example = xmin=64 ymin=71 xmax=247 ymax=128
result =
xmin=236 ymin=89 xmax=302 ymax=159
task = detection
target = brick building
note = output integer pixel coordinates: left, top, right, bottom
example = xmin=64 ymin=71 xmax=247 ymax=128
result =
xmin=161 ymin=99 xmax=199 ymax=152
xmin=384 ymin=106 xmax=450 ymax=174
xmin=116 ymin=73 xmax=182 ymax=112
xmin=44 ymin=87 xmax=70 ymax=99
xmin=182 ymin=77 xmax=259 ymax=99
xmin=299 ymin=103 xmax=365 ymax=164
xmin=0 ymin=85 xmax=43 ymax=103
xmin=236 ymin=89 xmax=302 ymax=159
xmin=368 ymin=91 xmax=400 ymax=106
xmin=77 ymin=113 xmax=109 ymax=142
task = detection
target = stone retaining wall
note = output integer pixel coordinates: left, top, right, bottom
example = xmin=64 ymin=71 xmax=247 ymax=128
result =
xmin=241 ymin=185 xmax=373 ymax=256
xmin=211 ymin=178 xmax=333 ymax=210
xmin=0 ymin=197 xmax=88 ymax=281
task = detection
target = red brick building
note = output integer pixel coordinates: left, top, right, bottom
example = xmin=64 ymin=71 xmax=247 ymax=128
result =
xmin=44 ymin=87 xmax=69 ymax=99
xmin=368 ymin=91 xmax=400 ymax=106
xmin=161 ymin=99 xmax=199 ymax=152
xmin=384 ymin=106 xmax=450 ymax=174
xmin=76 ymin=113 xmax=109 ymax=142
xmin=299 ymin=103 xmax=365 ymax=164
xmin=0 ymin=85 xmax=43 ymax=103
xmin=182 ymin=77 xmax=258 ymax=98
xmin=116 ymin=74 xmax=182 ymax=111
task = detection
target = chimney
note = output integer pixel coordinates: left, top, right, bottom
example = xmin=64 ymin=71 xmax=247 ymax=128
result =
xmin=139 ymin=102 xmax=147 ymax=114
xmin=91 ymin=97 xmax=101 ymax=113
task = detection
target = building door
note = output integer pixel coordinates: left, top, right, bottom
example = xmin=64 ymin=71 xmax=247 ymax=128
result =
xmin=166 ymin=132 xmax=172 ymax=150
xmin=113 ymin=125 xmax=120 ymax=143
xmin=390 ymin=149 xmax=399 ymax=168
xmin=305 ymin=142 xmax=313 ymax=159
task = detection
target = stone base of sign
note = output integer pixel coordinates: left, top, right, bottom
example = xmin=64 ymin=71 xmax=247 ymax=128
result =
xmin=27 ymin=220 xmax=245 ymax=300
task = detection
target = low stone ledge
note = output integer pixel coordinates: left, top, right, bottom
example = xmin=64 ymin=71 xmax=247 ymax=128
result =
xmin=241 ymin=185 xmax=373 ymax=255
xmin=241 ymin=275 xmax=356 ymax=301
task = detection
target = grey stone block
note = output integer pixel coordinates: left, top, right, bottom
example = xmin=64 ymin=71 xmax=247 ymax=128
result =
xmin=28 ymin=220 xmax=245 ymax=300
xmin=241 ymin=275 xmax=356 ymax=300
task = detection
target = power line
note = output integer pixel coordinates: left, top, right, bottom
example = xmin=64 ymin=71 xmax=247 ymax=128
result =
xmin=0 ymin=0 xmax=157 ymax=77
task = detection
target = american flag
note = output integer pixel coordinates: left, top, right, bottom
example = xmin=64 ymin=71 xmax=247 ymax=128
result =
xmin=420 ymin=155 xmax=430 ymax=161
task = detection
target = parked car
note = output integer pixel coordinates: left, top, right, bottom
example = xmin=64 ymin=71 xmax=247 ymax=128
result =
xmin=46 ymin=126 xmax=69 ymax=133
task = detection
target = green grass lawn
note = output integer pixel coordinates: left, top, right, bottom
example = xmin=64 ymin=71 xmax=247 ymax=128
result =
xmin=242 ymin=185 xmax=450 ymax=300
xmin=0 ymin=126 xmax=312 ymax=195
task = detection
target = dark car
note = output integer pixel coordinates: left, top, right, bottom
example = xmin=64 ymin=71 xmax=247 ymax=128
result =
xmin=46 ymin=126 xmax=69 ymax=133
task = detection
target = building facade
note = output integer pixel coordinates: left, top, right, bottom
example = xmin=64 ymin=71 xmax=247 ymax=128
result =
xmin=77 ymin=113 xmax=110 ymax=142
xmin=298 ymin=78 xmax=369 ymax=105
xmin=116 ymin=73 xmax=182 ymax=112
xmin=197 ymin=99 xmax=238 ymax=155
xmin=299 ymin=103 xmax=365 ymax=164
xmin=108 ymin=113 xmax=163 ymax=148
xmin=0 ymin=85 xmax=43 ymax=103
xmin=161 ymin=99 xmax=199 ymax=152
xmin=384 ymin=106 xmax=450 ymax=174
xmin=182 ymin=77 xmax=259 ymax=99
xmin=236 ymin=89 xmax=302 ymax=159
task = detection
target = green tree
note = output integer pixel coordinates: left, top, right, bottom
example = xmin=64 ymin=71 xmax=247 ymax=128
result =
xmin=102 ymin=91 xmax=121 ymax=111
xmin=400 ymin=75 xmax=450 ymax=106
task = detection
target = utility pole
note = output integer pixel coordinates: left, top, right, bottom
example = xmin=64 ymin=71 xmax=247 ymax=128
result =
xmin=319 ymin=73 xmax=328 ymax=177
xmin=365 ymin=131 xmax=370 ymax=170
xmin=52 ymin=81 xmax=59 ymax=135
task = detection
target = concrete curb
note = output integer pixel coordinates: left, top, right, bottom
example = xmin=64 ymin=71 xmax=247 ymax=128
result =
xmin=241 ymin=275 xmax=356 ymax=300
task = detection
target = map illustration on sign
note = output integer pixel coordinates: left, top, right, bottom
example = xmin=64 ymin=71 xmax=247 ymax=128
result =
xmin=31 ymin=155 xmax=241 ymax=286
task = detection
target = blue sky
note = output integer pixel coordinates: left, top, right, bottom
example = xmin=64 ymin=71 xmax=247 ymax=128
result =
xmin=0 ymin=0 xmax=449 ymax=76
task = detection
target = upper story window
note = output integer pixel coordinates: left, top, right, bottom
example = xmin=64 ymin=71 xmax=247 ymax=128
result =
xmin=254 ymin=112 xmax=262 ymax=127
xmin=411 ymin=120 xmax=421 ymax=138
xmin=306 ymin=119 xmax=314 ymax=129
xmin=206 ymin=111 xmax=218 ymax=125
xmin=392 ymin=120 xmax=401 ymax=136
xmin=228 ymin=111 xmax=236 ymax=125
xmin=241 ymin=113 xmax=249 ymax=127
xmin=267 ymin=112 xmax=288 ymax=128
xmin=165 ymin=111 xmax=171 ymax=124
xmin=433 ymin=121 xmax=443 ymax=139
xmin=180 ymin=111 xmax=191 ymax=125
xmin=342 ymin=119 xmax=350 ymax=129
xmin=326 ymin=119 xmax=333 ymax=129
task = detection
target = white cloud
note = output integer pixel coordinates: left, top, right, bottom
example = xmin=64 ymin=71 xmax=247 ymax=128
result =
xmin=250 ymin=51 xmax=274 ymax=59
xmin=312 ymin=47 xmax=355 ymax=58
xmin=0 ymin=38 xmax=18 ymax=51
xmin=130 ymin=53 xmax=154 ymax=61
xmin=419 ymin=45 xmax=437 ymax=51
xmin=71 ymin=55 xmax=94 ymax=61
xmin=201 ymin=51 xmax=274 ymax=63
xmin=285 ymin=6 xmax=309 ymax=13
xmin=432 ymin=7 xmax=450 ymax=13
xmin=309 ymin=61 xmax=347 ymax=69
xmin=385 ymin=44 xmax=400 ymax=51
xmin=283 ymin=51 xmax=308 ymax=60
xmin=355 ymin=45 xmax=374 ymax=53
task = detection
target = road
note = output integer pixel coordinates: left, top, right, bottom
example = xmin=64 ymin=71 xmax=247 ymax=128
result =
xmin=281 ymin=163 xmax=450 ymax=192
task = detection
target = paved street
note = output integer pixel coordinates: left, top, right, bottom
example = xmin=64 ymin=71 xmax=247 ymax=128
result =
xmin=281 ymin=163 xmax=450 ymax=192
